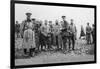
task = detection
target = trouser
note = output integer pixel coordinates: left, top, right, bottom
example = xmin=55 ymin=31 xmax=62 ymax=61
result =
xmin=35 ymin=33 xmax=40 ymax=51
xmin=51 ymin=33 xmax=54 ymax=46
xmin=92 ymin=33 xmax=94 ymax=43
xmin=39 ymin=33 xmax=46 ymax=50
xmin=62 ymin=36 xmax=67 ymax=50
xmin=86 ymin=33 xmax=91 ymax=44
xmin=47 ymin=33 xmax=53 ymax=50
xmin=55 ymin=35 xmax=59 ymax=48
xmin=24 ymin=48 xmax=27 ymax=55
xmin=70 ymin=34 xmax=75 ymax=50
xmin=24 ymin=48 xmax=35 ymax=56
xmin=29 ymin=48 xmax=35 ymax=57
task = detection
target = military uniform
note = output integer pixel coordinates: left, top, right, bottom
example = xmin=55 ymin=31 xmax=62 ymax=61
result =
xmin=69 ymin=24 xmax=77 ymax=50
xmin=79 ymin=26 xmax=85 ymax=39
xmin=61 ymin=20 xmax=69 ymax=51
xmin=22 ymin=13 xmax=36 ymax=56
xmin=39 ymin=24 xmax=49 ymax=50
xmin=53 ymin=24 xmax=61 ymax=49
xmin=22 ymin=21 xmax=36 ymax=56
xmin=47 ymin=23 xmax=54 ymax=50
xmin=91 ymin=25 xmax=95 ymax=43
xmin=86 ymin=25 xmax=92 ymax=44
xmin=15 ymin=23 xmax=20 ymax=38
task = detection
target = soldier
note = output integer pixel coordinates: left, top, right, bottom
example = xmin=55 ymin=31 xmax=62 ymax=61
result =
xmin=32 ymin=18 xmax=40 ymax=51
xmin=48 ymin=21 xmax=54 ymax=50
xmin=69 ymin=19 xmax=77 ymax=51
xmin=54 ymin=20 xmax=61 ymax=50
xmin=22 ymin=12 xmax=36 ymax=57
xmin=15 ymin=21 xmax=20 ymax=38
xmin=79 ymin=25 xmax=85 ymax=39
xmin=61 ymin=16 xmax=69 ymax=51
xmin=43 ymin=20 xmax=50 ymax=50
xmin=91 ymin=24 xmax=95 ymax=44
xmin=86 ymin=22 xmax=92 ymax=44
xmin=40 ymin=20 xmax=48 ymax=51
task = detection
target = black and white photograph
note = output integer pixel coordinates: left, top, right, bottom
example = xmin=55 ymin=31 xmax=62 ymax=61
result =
xmin=11 ymin=0 xmax=96 ymax=68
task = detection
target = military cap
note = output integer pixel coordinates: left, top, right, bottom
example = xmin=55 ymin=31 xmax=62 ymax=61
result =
xmin=71 ymin=19 xmax=74 ymax=21
xmin=26 ymin=12 xmax=32 ymax=16
xmin=62 ymin=16 xmax=66 ymax=18
xmin=32 ymin=18 xmax=36 ymax=21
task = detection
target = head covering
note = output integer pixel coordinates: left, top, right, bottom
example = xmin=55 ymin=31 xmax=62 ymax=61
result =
xmin=62 ymin=16 xmax=66 ymax=18
xmin=92 ymin=24 xmax=95 ymax=27
xmin=71 ymin=19 xmax=73 ymax=22
xmin=49 ymin=21 xmax=52 ymax=23
xmin=26 ymin=12 xmax=32 ymax=16
xmin=32 ymin=18 xmax=35 ymax=21
xmin=87 ymin=22 xmax=89 ymax=25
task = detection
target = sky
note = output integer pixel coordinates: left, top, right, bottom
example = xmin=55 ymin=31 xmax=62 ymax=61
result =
xmin=15 ymin=3 xmax=94 ymax=38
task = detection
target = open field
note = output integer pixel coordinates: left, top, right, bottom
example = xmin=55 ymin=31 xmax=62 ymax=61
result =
xmin=15 ymin=38 xmax=94 ymax=66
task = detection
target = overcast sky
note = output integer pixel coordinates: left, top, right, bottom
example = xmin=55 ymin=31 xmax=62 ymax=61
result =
xmin=15 ymin=3 xmax=94 ymax=38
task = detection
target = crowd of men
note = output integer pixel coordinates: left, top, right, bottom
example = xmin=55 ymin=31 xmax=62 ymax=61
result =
xmin=15 ymin=12 xmax=95 ymax=57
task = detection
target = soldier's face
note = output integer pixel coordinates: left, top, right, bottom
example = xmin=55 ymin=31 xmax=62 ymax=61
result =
xmin=45 ymin=20 xmax=47 ymax=23
xmin=87 ymin=23 xmax=89 ymax=26
xmin=71 ymin=22 xmax=73 ymax=25
xmin=27 ymin=16 xmax=31 ymax=20
xmin=56 ymin=22 xmax=58 ymax=25
xmin=16 ymin=21 xmax=18 ymax=24
xmin=62 ymin=17 xmax=66 ymax=21
xmin=45 ymin=23 xmax=47 ymax=25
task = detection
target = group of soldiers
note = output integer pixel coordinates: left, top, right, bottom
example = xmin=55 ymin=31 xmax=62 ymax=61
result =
xmin=86 ymin=23 xmax=95 ymax=44
xmin=15 ymin=12 xmax=95 ymax=57
xmin=79 ymin=22 xmax=95 ymax=44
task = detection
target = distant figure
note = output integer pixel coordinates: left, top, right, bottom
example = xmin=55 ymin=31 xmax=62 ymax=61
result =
xmin=91 ymin=24 xmax=95 ymax=43
xmin=15 ymin=21 xmax=20 ymax=38
xmin=86 ymin=22 xmax=92 ymax=44
xmin=69 ymin=19 xmax=77 ymax=50
xmin=79 ymin=25 xmax=85 ymax=39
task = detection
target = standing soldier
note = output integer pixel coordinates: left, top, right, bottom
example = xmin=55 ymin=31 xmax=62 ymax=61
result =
xmin=86 ymin=22 xmax=92 ymax=44
xmin=48 ymin=21 xmax=54 ymax=50
xmin=35 ymin=20 xmax=42 ymax=51
xmin=79 ymin=25 xmax=85 ymax=39
xmin=15 ymin=21 xmax=20 ymax=39
xmin=61 ymin=16 xmax=69 ymax=51
xmin=32 ymin=18 xmax=40 ymax=51
xmin=20 ymin=21 xmax=25 ymax=38
xmin=69 ymin=19 xmax=77 ymax=51
xmin=43 ymin=20 xmax=50 ymax=51
xmin=40 ymin=20 xmax=48 ymax=51
xmin=91 ymin=24 xmax=95 ymax=44
xmin=54 ymin=20 xmax=61 ymax=50
xmin=22 ymin=12 xmax=36 ymax=57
